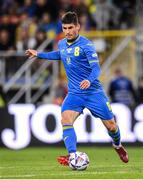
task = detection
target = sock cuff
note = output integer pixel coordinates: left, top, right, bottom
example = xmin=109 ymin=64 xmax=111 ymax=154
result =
xmin=108 ymin=126 xmax=119 ymax=134
xmin=63 ymin=124 xmax=73 ymax=130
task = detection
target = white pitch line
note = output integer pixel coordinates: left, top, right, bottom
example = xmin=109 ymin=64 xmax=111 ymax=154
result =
xmin=0 ymin=174 xmax=36 ymax=178
xmin=0 ymin=166 xmax=15 ymax=169
xmin=49 ymin=170 xmax=134 ymax=176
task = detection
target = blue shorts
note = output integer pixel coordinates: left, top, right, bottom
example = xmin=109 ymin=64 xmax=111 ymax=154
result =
xmin=61 ymin=92 xmax=114 ymax=120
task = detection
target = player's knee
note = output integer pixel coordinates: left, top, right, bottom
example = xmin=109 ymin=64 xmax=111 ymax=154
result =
xmin=61 ymin=118 xmax=73 ymax=125
xmin=61 ymin=110 xmax=79 ymax=126
xmin=107 ymin=123 xmax=117 ymax=132
xmin=61 ymin=113 xmax=73 ymax=125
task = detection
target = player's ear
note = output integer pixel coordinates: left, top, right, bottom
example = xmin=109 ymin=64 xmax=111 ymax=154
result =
xmin=77 ymin=23 xmax=80 ymax=31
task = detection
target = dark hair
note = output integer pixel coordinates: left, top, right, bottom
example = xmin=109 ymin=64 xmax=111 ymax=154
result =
xmin=61 ymin=11 xmax=78 ymax=25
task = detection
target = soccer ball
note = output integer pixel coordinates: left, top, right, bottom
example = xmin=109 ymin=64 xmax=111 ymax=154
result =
xmin=69 ymin=151 xmax=89 ymax=170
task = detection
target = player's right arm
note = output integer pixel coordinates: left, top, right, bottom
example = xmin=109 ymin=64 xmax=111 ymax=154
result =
xmin=25 ymin=49 xmax=61 ymax=60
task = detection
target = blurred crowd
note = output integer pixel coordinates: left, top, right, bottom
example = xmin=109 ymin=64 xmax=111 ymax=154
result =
xmin=0 ymin=0 xmax=139 ymax=106
xmin=0 ymin=0 xmax=136 ymax=52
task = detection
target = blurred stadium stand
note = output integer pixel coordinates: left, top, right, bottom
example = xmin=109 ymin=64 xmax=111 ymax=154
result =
xmin=0 ymin=0 xmax=142 ymax=105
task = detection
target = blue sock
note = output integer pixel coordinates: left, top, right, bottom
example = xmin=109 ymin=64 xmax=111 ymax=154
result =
xmin=63 ymin=125 xmax=77 ymax=153
xmin=108 ymin=126 xmax=121 ymax=146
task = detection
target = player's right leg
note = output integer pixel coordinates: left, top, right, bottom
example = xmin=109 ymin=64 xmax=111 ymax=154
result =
xmin=57 ymin=110 xmax=79 ymax=166
xmin=57 ymin=94 xmax=84 ymax=166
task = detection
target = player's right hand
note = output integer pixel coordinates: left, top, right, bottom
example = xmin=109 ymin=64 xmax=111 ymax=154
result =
xmin=25 ymin=49 xmax=37 ymax=58
xmin=80 ymin=80 xmax=91 ymax=89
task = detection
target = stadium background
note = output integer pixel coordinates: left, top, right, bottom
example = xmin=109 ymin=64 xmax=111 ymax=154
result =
xmin=0 ymin=0 xmax=143 ymax=179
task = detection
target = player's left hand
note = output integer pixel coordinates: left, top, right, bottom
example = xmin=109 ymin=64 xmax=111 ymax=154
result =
xmin=80 ymin=80 xmax=91 ymax=89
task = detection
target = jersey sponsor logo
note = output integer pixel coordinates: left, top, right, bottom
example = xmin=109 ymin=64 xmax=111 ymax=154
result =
xmin=67 ymin=48 xmax=72 ymax=53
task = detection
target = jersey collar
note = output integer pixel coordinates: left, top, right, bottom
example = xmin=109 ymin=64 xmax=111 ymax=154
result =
xmin=66 ymin=35 xmax=80 ymax=46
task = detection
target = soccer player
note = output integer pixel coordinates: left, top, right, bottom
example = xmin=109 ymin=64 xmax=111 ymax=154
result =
xmin=25 ymin=11 xmax=129 ymax=165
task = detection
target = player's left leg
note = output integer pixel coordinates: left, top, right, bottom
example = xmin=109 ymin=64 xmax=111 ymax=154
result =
xmin=85 ymin=92 xmax=129 ymax=163
xmin=102 ymin=118 xmax=129 ymax=163
xmin=102 ymin=118 xmax=121 ymax=146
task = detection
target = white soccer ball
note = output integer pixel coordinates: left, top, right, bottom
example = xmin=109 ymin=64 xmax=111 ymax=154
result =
xmin=69 ymin=151 xmax=89 ymax=170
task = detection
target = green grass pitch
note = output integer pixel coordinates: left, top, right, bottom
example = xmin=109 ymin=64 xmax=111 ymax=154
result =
xmin=0 ymin=146 xmax=143 ymax=179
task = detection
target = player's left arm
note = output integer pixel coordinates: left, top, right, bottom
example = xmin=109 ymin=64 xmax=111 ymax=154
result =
xmin=80 ymin=43 xmax=101 ymax=89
